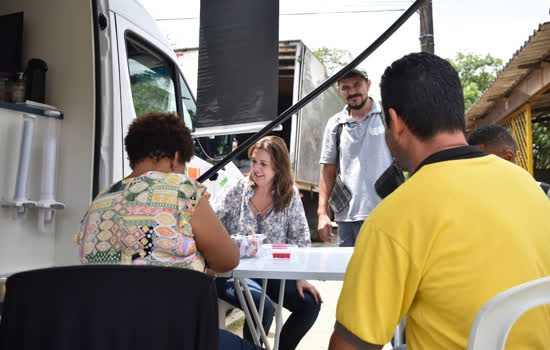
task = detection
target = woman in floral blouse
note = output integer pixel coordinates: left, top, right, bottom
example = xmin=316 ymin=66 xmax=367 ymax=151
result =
xmin=76 ymin=112 xmax=261 ymax=350
xmin=215 ymin=136 xmax=322 ymax=350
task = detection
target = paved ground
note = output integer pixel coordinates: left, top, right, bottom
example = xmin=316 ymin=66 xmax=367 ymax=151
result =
xmin=226 ymin=235 xmax=394 ymax=349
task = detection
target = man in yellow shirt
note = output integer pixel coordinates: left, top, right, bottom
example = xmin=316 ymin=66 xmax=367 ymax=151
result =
xmin=329 ymin=53 xmax=550 ymax=350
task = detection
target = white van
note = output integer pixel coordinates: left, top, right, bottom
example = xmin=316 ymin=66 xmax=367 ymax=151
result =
xmin=0 ymin=0 xmax=233 ymax=276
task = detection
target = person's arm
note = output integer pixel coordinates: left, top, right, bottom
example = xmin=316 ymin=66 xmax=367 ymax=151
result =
xmin=211 ymin=180 xmax=237 ymax=227
xmin=190 ymin=197 xmax=239 ymax=273
xmin=212 ymin=178 xmax=246 ymax=235
xmin=318 ymin=119 xmax=339 ymax=242
xmin=329 ymin=331 xmax=382 ymax=350
xmin=334 ymin=222 xmax=417 ymax=348
xmin=318 ymin=163 xmax=337 ymax=242
xmin=285 ymin=187 xmax=311 ymax=247
xmin=296 ymin=279 xmax=322 ymax=304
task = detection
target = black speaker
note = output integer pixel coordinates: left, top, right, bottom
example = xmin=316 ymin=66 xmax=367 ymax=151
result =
xmin=196 ymin=0 xmax=279 ymax=129
xmin=24 ymin=58 xmax=48 ymax=103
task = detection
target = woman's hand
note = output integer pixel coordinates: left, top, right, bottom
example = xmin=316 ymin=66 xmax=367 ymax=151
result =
xmin=296 ymin=279 xmax=323 ymax=304
xmin=205 ymin=268 xmax=217 ymax=279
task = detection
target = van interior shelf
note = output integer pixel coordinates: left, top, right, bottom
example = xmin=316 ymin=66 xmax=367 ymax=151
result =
xmin=0 ymin=100 xmax=64 ymax=119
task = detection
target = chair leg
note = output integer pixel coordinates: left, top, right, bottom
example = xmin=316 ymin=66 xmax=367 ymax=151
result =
xmin=218 ymin=298 xmax=234 ymax=328
xmin=393 ymin=316 xmax=407 ymax=346
xmin=0 ymin=277 xmax=6 ymax=321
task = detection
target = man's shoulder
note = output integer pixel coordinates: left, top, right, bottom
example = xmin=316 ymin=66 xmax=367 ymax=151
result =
xmin=369 ymin=171 xmax=440 ymax=223
xmin=326 ymin=111 xmax=345 ymax=127
xmin=322 ymin=116 xmax=344 ymax=140
xmin=370 ymin=99 xmax=382 ymax=113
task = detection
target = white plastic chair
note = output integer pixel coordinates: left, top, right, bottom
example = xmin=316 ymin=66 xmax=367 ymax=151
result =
xmin=467 ymin=276 xmax=550 ymax=350
xmin=393 ymin=315 xmax=407 ymax=346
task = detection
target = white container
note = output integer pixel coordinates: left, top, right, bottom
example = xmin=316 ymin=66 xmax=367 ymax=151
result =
xmin=0 ymin=102 xmax=64 ymax=229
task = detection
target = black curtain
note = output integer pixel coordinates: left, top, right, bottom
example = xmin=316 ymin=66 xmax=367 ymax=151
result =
xmin=196 ymin=0 xmax=279 ymax=129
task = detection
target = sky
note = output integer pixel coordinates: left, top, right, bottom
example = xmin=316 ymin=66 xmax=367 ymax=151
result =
xmin=138 ymin=0 xmax=550 ymax=100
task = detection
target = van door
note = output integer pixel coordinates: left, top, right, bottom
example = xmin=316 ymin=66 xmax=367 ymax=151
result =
xmin=113 ymin=14 xmax=195 ymax=177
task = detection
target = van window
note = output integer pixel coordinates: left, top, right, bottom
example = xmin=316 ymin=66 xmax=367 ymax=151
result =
xmin=126 ymin=36 xmax=177 ymax=117
xmin=179 ymin=74 xmax=196 ymax=130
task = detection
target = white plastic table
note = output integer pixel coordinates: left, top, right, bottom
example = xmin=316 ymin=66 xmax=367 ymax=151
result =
xmin=230 ymin=246 xmax=354 ymax=350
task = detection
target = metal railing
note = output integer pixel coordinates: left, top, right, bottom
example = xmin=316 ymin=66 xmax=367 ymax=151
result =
xmin=500 ymin=104 xmax=534 ymax=174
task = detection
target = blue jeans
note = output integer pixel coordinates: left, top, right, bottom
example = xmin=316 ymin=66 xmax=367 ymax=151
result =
xmin=219 ymin=329 xmax=264 ymax=350
xmin=336 ymin=221 xmax=364 ymax=247
xmin=216 ymin=278 xmax=321 ymax=350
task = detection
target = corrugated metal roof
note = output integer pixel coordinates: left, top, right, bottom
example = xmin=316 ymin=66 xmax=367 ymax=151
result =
xmin=465 ymin=22 xmax=550 ymax=128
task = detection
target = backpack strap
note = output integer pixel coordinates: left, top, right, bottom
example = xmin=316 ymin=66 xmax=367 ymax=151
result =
xmin=335 ymin=122 xmax=344 ymax=174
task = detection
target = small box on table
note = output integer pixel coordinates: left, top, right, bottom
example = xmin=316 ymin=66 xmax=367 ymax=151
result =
xmin=271 ymin=244 xmax=291 ymax=259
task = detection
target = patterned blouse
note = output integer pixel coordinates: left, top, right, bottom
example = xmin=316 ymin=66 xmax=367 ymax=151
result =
xmin=75 ymin=171 xmax=208 ymax=272
xmin=214 ymin=177 xmax=311 ymax=247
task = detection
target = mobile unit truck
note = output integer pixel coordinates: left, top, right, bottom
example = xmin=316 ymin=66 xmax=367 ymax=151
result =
xmin=0 ymin=0 xmax=240 ymax=277
xmin=176 ymin=41 xmax=345 ymax=237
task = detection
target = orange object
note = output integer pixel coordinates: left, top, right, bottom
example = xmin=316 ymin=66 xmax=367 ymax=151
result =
xmin=187 ymin=167 xmax=200 ymax=180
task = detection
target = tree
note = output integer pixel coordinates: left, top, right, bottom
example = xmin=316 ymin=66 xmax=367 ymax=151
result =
xmin=313 ymin=47 xmax=353 ymax=75
xmin=130 ymin=70 xmax=177 ymax=117
xmin=447 ymin=53 xmax=503 ymax=111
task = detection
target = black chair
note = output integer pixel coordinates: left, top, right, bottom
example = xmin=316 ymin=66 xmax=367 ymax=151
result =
xmin=0 ymin=265 xmax=219 ymax=350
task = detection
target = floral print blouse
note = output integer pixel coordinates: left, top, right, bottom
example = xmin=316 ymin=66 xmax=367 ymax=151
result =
xmin=75 ymin=171 xmax=208 ymax=272
xmin=214 ymin=177 xmax=311 ymax=247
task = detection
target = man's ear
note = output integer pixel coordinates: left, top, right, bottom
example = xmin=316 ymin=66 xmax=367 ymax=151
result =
xmin=366 ymin=79 xmax=372 ymax=90
xmin=388 ymin=108 xmax=406 ymax=138
xmin=501 ymin=149 xmax=516 ymax=164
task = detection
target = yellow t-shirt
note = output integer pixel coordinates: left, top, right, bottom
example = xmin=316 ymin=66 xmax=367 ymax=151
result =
xmin=336 ymin=154 xmax=550 ymax=350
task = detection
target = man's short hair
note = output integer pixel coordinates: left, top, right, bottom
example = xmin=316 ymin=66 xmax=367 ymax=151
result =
xmin=380 ymin=52 xmax=465 ymax=140
xmin=338 ymin=68 xmax=368 ymax=84
xmin=467 ymin=124 xmax=517 ymax=155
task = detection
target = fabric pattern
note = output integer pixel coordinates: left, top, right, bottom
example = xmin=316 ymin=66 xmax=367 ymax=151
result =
xmin=213 ymin=177 xmax=310 ymax=247
xmin=75 ymin=171 xmax=208 ymax=271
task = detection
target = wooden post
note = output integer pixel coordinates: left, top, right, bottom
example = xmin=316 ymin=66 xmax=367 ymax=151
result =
xmin=419 ymin=0 xmax=434 ymax=54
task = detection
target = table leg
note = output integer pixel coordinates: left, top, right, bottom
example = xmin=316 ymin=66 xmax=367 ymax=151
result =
xmin=273 ymin=279 xmax=286 ymax=350
xmin=233 ymin=279 xmax=261 ymax=346
xmin=234 ymin=278 xmax=271 ymax=350
xmin=257 ymin=279 xmax=267 ymax=337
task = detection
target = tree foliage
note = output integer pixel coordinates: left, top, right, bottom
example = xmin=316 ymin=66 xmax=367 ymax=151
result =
xmin=130 ymin=70 xmax=177 ymax=118
xmin=313 ymin=47 xmax=353 ymax=75
xmin=447 ymin=53 xmax=503 ymax=111
xmin=533 ymin=118 xmax=550 ymax=172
